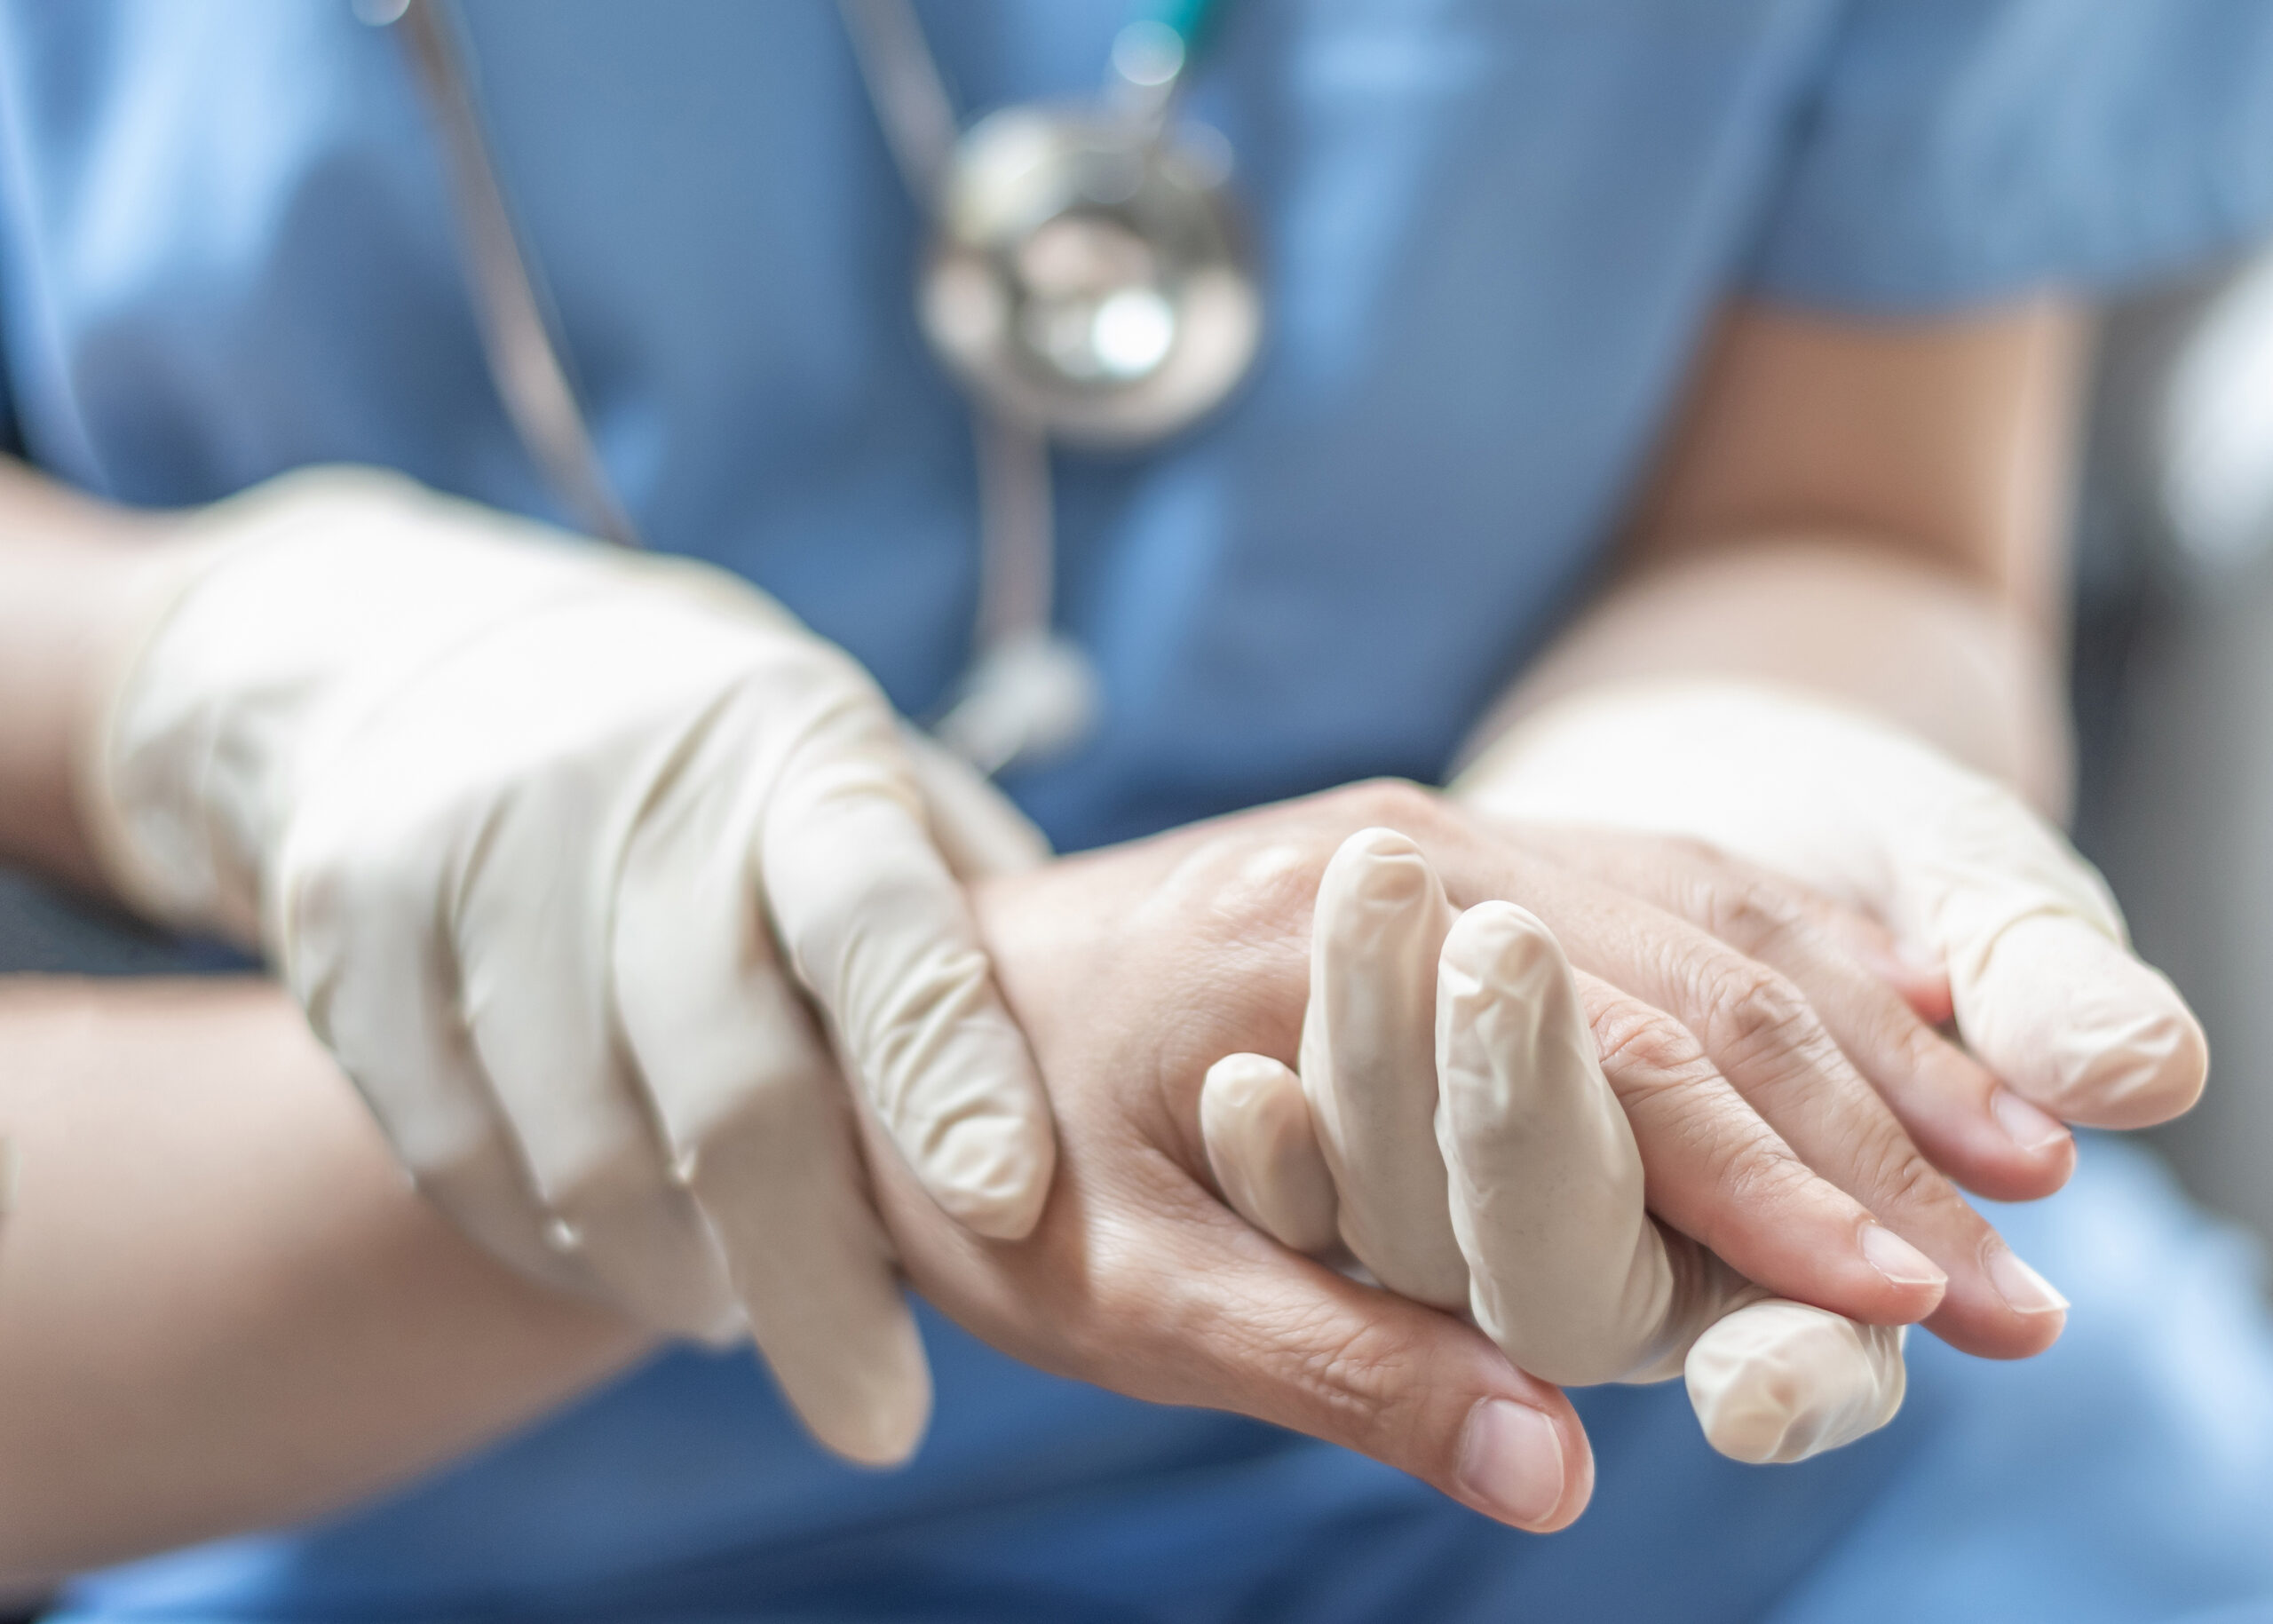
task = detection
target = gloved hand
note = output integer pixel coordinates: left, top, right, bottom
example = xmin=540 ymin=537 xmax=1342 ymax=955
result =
xmin=1202 ymin=829 xmax=1906 ymax=1465
xmin=78 ymin=466 xmax=1057 ymax=1465
xmin=1456 ymin=680 xmax=2206 ymax=1130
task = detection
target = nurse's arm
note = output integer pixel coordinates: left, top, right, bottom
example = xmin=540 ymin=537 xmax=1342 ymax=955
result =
xmin=0 ymin=468 xmax=649 ymax=1582
xmin=1482 ymin=295 xmax=2083 ymax=804
xmin=0 ymin=975 xmax=652 ymax=1589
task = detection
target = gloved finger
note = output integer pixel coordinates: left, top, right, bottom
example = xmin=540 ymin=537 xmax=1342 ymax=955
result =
xmin=1414 ymin=833 xmax=1976 ymax=1339
xmin=1436 ymin=900 xmax=1689 ymax=1385
xmin=1535 ymin=889 xmax=2055 ymax=1362
xmin=433 ymin=775 xmax=741 ymax=1341
xmin=896 ymin=724 xmax=1053 ymax=881
xmin=762 ymin=722 xmax=1056 ymax=1240
xmin=1212 ymin=883 xmax=1895 ymax=1460
xmin=1675 ymin=861 xmax=2073 ymax=1205
xmin=277 ymin=822 xmax=600 ymax=1303
xmin=1889 ymin=772 xmax=2205 ymax=1129
xmin=1300 ymin=828 xmax=1469 ymax=1308
xmin=1948 ymin=914 xmax=2206 ymax=1131
xmin=1199 ymin=1052 xmax=1341 ymax=1255
xmin=1516 ymin=828 xmax=2071 ymax=1204
xmin=1572 ymin=971 xmax=1950 ymax=1334
xmin=1684 ymin=1302 xmax=1907 ymax=1465
xmin=614 ymin=776 xmax=930 ymax=1463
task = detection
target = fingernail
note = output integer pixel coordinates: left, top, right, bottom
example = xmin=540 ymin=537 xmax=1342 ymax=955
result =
xmin=1860 ymin=1222 xmax=1946 ymax=1289
xmin=1456 ymin=1399 xmax=1565 ymax=1529
xmin=1986 ymin=1244 xmax=2070 ymax=1317
xmin=1991 ymin=1088 xmax=2070 ymax=1154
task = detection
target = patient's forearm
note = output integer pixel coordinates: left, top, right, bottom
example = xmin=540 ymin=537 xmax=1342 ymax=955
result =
xmin=1477 ymin=539 xmax=2071 ymax=812
xmin=0 ymin=977 xmax=648 ymax=1588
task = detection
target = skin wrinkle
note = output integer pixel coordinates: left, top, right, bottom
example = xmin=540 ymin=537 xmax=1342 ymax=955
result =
xmin=1517 ymin=827 xmax=2059 ymax=1200
xmin=1202 ymin=837 xmax=1906 ymax=1446
xmin=0 ymin=294 xmax=2140 ymax=1547
xmin=1548 ymin=883 xmax=1991 ymax=1335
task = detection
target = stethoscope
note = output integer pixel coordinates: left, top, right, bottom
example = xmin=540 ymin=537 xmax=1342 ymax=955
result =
xmin=370 ymin=0 xmax=1257 ymax=776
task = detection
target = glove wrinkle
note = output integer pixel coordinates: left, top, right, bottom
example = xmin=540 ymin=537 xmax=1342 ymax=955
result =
xmin=1200 ymin=828 xmax=1910 ymax=1466
xmin=1458 ymin=678 xmax=2206 ymax=1129
xmin=1303 ymin=829 xmax=1469 ymax=1310
xmin=85 ymin=465 xmax=1059 ymax=1463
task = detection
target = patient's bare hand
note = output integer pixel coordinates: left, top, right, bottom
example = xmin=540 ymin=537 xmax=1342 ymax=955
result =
xmin=859 ymin=810 xmax=1595 ymax=1532
xmin=857 ymin=780 xmax=2065 ymax=1527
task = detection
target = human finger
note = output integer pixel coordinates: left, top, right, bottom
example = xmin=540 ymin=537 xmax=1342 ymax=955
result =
xmin=1209 ymin=880 xmax=1899 ymax=1465
xmin=1199 ymin=1053 xmax=1341 ymax=1255
xmin=1452 ymin=682 xmax=2204 ymax=1128
xmin=761 ymin=710 xmax=1056 ymax=1240
xmin=1288 ymin=795 xmax=2027 ymax=1351
xmin=1570 ymin=971 xmax=1948 ymax=1332
xmin=1518 ymin=828 xmax=2071 ymax=1202
xmin=614 ymin=757 xmax=931 ymax=1466
xmin=1184 ymin=1223 xmax=1595 ymax=1533
xmin=1685 ymin=1301 xmax=1907 ymax=1464
xmin=1509 ymin=868 xmax=2054 ymax=1360
xmin=1300 ymin=828 xmax=1469 ymax=1307
xmin=865 ymin=1097 xmax=1597 ymax=1533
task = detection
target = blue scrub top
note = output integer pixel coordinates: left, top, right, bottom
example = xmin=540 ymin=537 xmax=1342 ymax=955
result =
xmin=4 ymin=2 xmax=2272 ymax=1618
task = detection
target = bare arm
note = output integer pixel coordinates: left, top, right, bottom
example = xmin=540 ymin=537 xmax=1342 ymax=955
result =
xmin=0 ymin=464 xmax=632 ymax=1580
xmin=0 ymin=976 xmax=648 ymax=1587
xmin=0 ymin=458 xmax=170 ymax=891
xmin=0 ymin=299 xmax=2111 ymax=1579
xmin=1475 ymin=297 xmax=2088 ymax=808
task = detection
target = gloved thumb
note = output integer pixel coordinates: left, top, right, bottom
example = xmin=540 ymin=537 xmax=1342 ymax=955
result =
xmin=1889 ymin=779 xmax=2206 ymax=1129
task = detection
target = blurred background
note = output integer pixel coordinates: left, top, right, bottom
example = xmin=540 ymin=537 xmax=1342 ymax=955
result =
xmin=2075 ymin=243 xmax=2273 ymax=1256
xmin=6 ymin=255 xmax=2273 ymax=1253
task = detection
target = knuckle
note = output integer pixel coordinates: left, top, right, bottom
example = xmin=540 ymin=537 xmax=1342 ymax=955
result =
xmin=1695 ymin=955 xmax=1809 ymax=1056
xmin=1704 ymin=1134 xmax=1818 ymax=1228
xmin=1587 ymin=993 xmax=1714 ymax=1104
xmin=1690 ymin=955 xmax=1841 ymax=1091
xmin=1874 ymin=991 xmax=1948 ymax=1077
xmin=1279 ymin=1306 xmax=1432 ymax=1438
xmin=1853 ymin=1123 xmax=1953 ymax=1218
xmin=1699 ymin=875 xmax=1811 ymax=959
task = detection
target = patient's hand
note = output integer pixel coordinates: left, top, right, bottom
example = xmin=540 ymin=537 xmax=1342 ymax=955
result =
xmin=859 ymin=781 xmax=2057 ymax=1525
xmin=860 ymin=803 xmax=1597 ymax=1532
xmin=1200 ymin=828 xmax=1907 ymax=1466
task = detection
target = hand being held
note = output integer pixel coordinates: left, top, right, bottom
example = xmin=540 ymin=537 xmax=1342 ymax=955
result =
xmin=1201 ymin=828 xmax=1906 ymax=1466
xmin=865 ymin=780 xmax=2063 ymax=1528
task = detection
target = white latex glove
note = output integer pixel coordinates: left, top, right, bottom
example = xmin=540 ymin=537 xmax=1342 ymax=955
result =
xmin=1456 ymin=680 xmax=2206 ymax=1129
xmin=1203 ymin=829 xmax=1905 ymax=1465
xmin=79 ymin=466 xmax=1057 ymax=1465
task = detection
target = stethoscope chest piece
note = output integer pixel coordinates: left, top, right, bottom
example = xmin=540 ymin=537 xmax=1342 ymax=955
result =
xmin=923 ymin=107 xmax=1258 ymax=445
